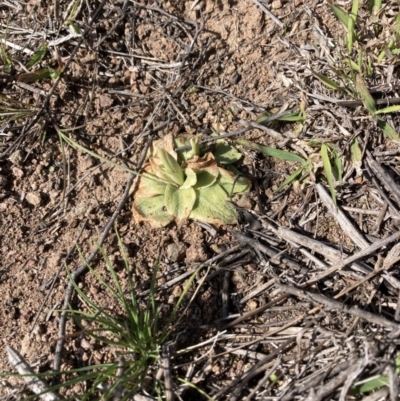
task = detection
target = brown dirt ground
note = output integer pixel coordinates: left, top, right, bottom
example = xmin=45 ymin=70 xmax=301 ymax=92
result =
xmin=2 ymin=0 xmax=400 ymax=400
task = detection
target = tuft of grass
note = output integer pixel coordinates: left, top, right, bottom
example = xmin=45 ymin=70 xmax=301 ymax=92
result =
xmin=238 ymin=137 xmax=344 ymax=207
xmin=317 ymin=1 xmax=400 ymax=141
xmin=0 ymin=94 xmax=39 ymax=125
xmin=6 ymin=229 xmax=205 ymax=400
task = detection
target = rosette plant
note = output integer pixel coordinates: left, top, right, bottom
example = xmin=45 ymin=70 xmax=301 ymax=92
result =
xmin=132 ymin=134 xmax=251 ymax=227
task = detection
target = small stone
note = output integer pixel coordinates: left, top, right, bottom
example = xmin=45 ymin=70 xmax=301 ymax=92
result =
xmin=98 ymin=94 xmax=113 ymax=108
xmin=166 ymin=243 xmax=186 ymax=262
xmin=80 ymin=338 xmax=91 ymax=350
xmin=25 ymin=192 xmax=42 ymax=207
xmin=271 ymin=0 xmax=282 ymax=10
xmin=235 ymin=194 xmax=253 ymax=209
xmin=172 ymin=285 xmax=182 ymax=298
xmin=12 ymin=167 xmax=24 ymax=178
xmin=247 ymin=300 xmax=258 ymax=310
xmin=8 ymin=150 xmax=25 ymax=166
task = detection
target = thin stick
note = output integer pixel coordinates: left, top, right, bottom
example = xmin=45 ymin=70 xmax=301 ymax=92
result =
xmin=251 ymin=0 xmax=284 ymax=27
xmin=316 ymin=183 xmax=369 ymax=249
xmin=6 ymin=346 xmax=61 ymax=401
xmin=280 ymin=284 xmax=400 ymax=331
xmin=0 ymin=38 xmax=34 ymax=55
xmin=304 ymin=231 xmax=400 ymax=284
xmin=366 ymin=149 xmax=400 ymax=207
xmin=277 ymin=226 xmax=371 ymax=275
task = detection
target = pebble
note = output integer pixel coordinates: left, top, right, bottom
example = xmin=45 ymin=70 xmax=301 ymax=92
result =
xmin=25 ymin=192 xmax=42 ymax=207
xmin=166 ymin=243 xmax=186 ymax=262
xmin=8 ymin=150 xmax=25 ymax=166
xmin=271 ymin=0 xmax=282 ymax=10
xmin=12 ymin=167 xmax=24 ymax=178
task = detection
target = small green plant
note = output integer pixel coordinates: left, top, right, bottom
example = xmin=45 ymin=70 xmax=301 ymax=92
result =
xmin=350 ymin=356 xmax=400 ymax=395
xmin=132 ymin=134 xmax=251 ymax=227
xmin=238 ymin=138 xmax=344 ymax=207
xmin=7 ymin=231 xmax=204 ymax=400
xmin=0 ymin=94 xmax=39 ymax=124
xmin=317 ymin=2 xmax=400 ymax=141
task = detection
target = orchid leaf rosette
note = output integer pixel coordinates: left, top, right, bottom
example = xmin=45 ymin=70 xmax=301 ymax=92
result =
xmin=132 ymin=134 xmax=251 ymax=227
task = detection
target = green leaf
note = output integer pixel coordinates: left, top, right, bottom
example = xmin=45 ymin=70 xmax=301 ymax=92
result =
xmin=156 ymin=147 xmax=184 ymax=186
xmin=214 ymin=143 xmax=242 ymax=164
xmin=369 ymin=0 xmax=382 ymax=14
xmin=351 ymin=375 xmax=388 ymax=394
xmin=377 ymin=118 xmax=400 ymax=141
xmin=348 ymin=58 xmax=360 ymax=72
xmin=350 ymin=138 xmax=362 ymax=163
xmin=194 ymin=170 xmax=218 ymax=189
xmin=26 ymin=43 xmax=47 ymax=69
xmin=275 ymin=165 xmax=306 ymax=192
xmin=174 ymin=135 xmax=199 ymax=162
xmin=321 ymin=144 xmax=337 ymax=207
xmin=277 ymin=113 xmax=306 ymax=123
xmin=67 ymin=21 xmax=82 ymax=35
xmin=133 ymin=195 xmax=173 ymax=227
xmin=18 ymin=68 xmax=58 ymax=82
xmin=181 ymin=168 xmax=197 ymax=189
xmin=217 ymin=168 xmax=251 ymax=194
xmin=329 ymin=4 xmax=350 ymax=29
xmin=190 ymin=185 xmax=237 ymax=225
xmin=312 ymin=70 xmax=342 ymax=90
xmin=332 ymin=148 xmax=343 ymax=181
xmin=190 ymin=137 xmax=200 ymax=156
xmin=347 ymin=0 xmax=358 ymax=52
xmin=139 ymin=172 xmax=167 ymax=197
xmin=49 ymin=68 xmax=61 ymax=79
xmin=375 ymin=105 xmax=400 ymax=114
xmin=165 ymin=185 xmax=196 ymax=219
xmin=356 ymin=75 xmax=376 ymax=114
xmin=237 ymin=139 xmax=306 ymax=164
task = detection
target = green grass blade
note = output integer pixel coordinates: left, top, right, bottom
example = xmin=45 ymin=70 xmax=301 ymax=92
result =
xmin=369 ymin=0 xmax=382 ymax=14
xmin=329 ymin=3 xmax=350 ymax=29
xmin=377 ymin=118 xmax=400 ymax=141
xmin=57 ymin=129 xmax=140 ymax=176
xmin=237 ymin=139 xmax=306 ymax=164
xmin=312 ymin=70 xmax=342 ymax=91
xmin=356 ymin=74 xmax=376 ymax=114
xmin=177 ymin=377 xmax=214 ymax=400
xmin=321 ymin=144 xmax=337 ymax=207
xmin=348 ymin=58 xmax=360 ymax=72
xmin=347 ymin=17 xmax=355 ymax=53
xmin=351 ymin=375 xmax=388 ymax=394
xmin=275 ymin=166 xmax=306 ymax=192
xmin=375 ymin=105 xmax=400 ymax=114
xmin=25 ymin=43 xmax=47 ymax=69
xmin=18 ymin=68 xmax=59 ymax=82
xmin=346 ymin=0 xmax=358 ymax=52
xmin=275 ymin=111 xmax=306 ymax=122
xmin=350 ymin=138 xmax=362 ymax=164
xmin=255 ymin=109 xmax=297 ymax=124
xmin=332 ymin=149 xmax=343 ymax=182
xmin=65 ymin=0 xmax=82 ymax=22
